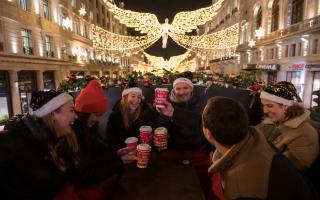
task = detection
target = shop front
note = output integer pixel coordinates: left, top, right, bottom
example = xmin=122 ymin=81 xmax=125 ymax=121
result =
xmin=242 ymin=64 xmax=280 ymax=85
xmin=18 ymin=71 xmax=37 ymax=114
xmin=43 ymin=71 xmax=55 ymax=91
xmin=305 ymin=63 xmax=320 ymax=108
xmin=0 ymin=70 xmax=12 ymax=123
xmin=285 ymin=63 xmax=305 ymax=100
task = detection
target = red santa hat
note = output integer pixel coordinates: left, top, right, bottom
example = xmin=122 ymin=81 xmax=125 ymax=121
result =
xmin=75 ymin=80 xmax=108 ymax=113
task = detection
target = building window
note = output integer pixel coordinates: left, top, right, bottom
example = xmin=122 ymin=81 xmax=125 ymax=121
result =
xmin=271 ymin=48 xmax=274 ymax=59
xmin=45 ymin=35 xmax=54 ymax=58
xmin=312 ymin=72 xmax=320 ymax=108
xmin=0 ymin=21 xmax=3 ymax=52
xmin=312 ymin=39 xmax=318 ymax=54
xmin=256 ymin=7 xmax=262 ymax=29
xmin=43 ymin=71 xmax=55 ymax=90
xmin=61 ymin=42 xmax=69 ymax=55
xmin=0 ymin=71 xmax=12 ymax=123
xmin=291 ymin=0 xmax=304 ymax=24
xmin=18 ymin=71 xmax=37 ymax=114
xmin=285 ymin=45 xmax=289 ymax=57
xmin=43 ymin=0 xmax=49 ymax=19
xmin=21 ymin=29 xmax=33 ymax=55
xmin=19 ymin=0 xmax=30 ymax=11
xmin=286 ymin=71 xmax=303 ymax=99
xmin=73 ymin=18 xmax=80 ymax=35
xmin=71 ymin=0 xmax=76 ymax=9
xmin=298 ymin=42 xmax=302 ymax=56
xmin=271 ymin=0 xmax=279 ymax=32
xmin=291 ymin=44 xmax=296 ymax=57
xmin=84 ymin=23 xmax=89 ymax=38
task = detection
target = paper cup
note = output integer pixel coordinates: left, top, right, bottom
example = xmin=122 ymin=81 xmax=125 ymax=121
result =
xmin=154 ymin=88 xmax=169 ymax=108
xmin=139 ymin=126 xmax=152 ymax=144
xmin=136 ymin=144 xmax=151 ymax=168
xmin=154 ymin=127 xmax=168 ymax=151
xmin=125 ymin=137 xmax=138 ymax=148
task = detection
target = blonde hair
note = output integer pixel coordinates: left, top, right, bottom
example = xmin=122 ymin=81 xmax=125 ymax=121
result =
xmin=120 ymin=94 xmax=141 ymax=128
xmin=41 ymin=111 xmax=79 ymax=172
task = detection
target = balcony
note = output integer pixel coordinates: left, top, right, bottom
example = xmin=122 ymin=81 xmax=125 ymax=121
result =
xmin=256 ymin=15 xmax=320 ymax=44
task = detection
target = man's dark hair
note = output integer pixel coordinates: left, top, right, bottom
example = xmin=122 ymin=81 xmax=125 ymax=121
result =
xmin=202 ymin=96 xmax=248 ymax=146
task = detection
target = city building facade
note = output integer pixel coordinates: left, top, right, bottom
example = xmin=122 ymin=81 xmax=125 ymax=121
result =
xmin=205 ymin=0 xmax=320 ymax=108
xmin=0 ymin=0 xmax=130 ymax=121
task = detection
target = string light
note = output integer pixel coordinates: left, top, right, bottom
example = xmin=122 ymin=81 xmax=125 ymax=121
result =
xmin=169 ymin=23 xmax=239 ymax=57
xmin=91 ymin=24 xmax=161 ymax=51
xmin=79 ymin=4 xmax=86 ymax=16
xmin=103 ymin=0 xmax=224 ymax=35
xmin=143 ymin=50 xmax=192 ymax=70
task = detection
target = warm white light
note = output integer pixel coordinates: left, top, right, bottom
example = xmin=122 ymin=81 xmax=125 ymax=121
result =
xmin=79 ymin=5 xmax=86 ymax=16
xmin=255 ymin=27 xmax=265 ymax=39
xmin=62 ymin=17 xmax=72 ymax=30
xmin=38 ymin=42 xmax=43 ymax=57
xmin=248 ymin=39 xmax=256 ymax=48
xmin=33 ymin=0 xmax=40 ymax=14
xmin=11 ymin=39 xmax=18 ymax=54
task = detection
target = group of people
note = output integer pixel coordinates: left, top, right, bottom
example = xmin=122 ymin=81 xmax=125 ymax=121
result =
xmin=0 ymin=76 xmax=319 ymax=200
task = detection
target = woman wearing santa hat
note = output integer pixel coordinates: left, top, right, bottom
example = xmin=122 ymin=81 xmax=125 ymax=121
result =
xmin=0 ymin=91 xmax=79 ymax=199
xmin=257 ymin=81 xmax=319 ymax=172
xmin=106 ymin=83 xmax=157 ymax=151
xmin=71 ymin=80 xmax=136 ymax=200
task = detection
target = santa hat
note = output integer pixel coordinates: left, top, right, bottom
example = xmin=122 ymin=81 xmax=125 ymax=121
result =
xmin=75 ymin=80 xmax=108 ymax=113
xmin=260 ymin=81 xmax=302 ymax=106
xmin=173 ymin=77 xmax=193 ymax=90
xmin=122 ymin=87 xmax=144 ymax=99
xmin=30 ymin=91 xmax=73 ymax=117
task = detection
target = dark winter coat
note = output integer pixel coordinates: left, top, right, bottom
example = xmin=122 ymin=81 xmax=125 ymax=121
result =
xmin=106 ymin=100 xmax=157 ymax=150
xmin=0 ymin=115 xmax=74 ymax=200
xmin=208 ymin=127 xmax=318 ymax=200
xmin=158 ymin=89 xmax=207 ymax=150
xmin=72 ymin=120 xmax=123 ymax=186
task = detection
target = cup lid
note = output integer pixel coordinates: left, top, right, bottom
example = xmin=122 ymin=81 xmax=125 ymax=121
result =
xmin=140 ymin=125 xmax=152 ymax=132
xmin=125 ymin=137 xmax=138 ymax=143
xmin=155 ymin=88 xmax=169 ymax=91
xmin=137 ymin=143 xmax=151 ymax=151
xmin=154 ymin=127 xmax=167 ymax=134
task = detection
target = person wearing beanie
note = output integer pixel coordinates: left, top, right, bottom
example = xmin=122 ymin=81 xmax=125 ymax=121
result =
xmin=203 ymin=96 xmax=317 ymax=200
xmin=72 ymin=80 xmax=136 ymax=199
xmin=155 ymin=77 xmax=212 ymax=200
xmin=256 ymin=81 xmax=319 ymax=171
xmin=106 ymin=84 xmax=156 ymax=151
xmin=0 ymin=91 xmax=79 ymax=199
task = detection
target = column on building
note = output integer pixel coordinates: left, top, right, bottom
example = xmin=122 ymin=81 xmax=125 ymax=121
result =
xmin=9 ymin=70 xmax=21 ymax=115
xmin=36 ymin=70 xmax=44 ymax=91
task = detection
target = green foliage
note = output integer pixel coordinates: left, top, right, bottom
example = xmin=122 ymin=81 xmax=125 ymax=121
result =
xmin=58 ymin=78 xmax=90 ymax=92
xmin=0 ymin=114 xmax=9 ymax=124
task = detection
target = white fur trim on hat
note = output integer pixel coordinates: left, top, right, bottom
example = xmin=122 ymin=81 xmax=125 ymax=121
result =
xmin=173 ymin=78 xmax=193 ymax=89
xmin=32 ymin=93 xmax=74 ymax=117
xmin=260 ymin=91 xmax=293 ymax=106
xmin=122 ymin=87 xmax=144 ymax=99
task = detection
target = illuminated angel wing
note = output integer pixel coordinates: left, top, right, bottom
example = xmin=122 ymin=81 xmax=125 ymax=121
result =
xmin=171 ymin=0 xmax=224 ymax=35
xmin=104 ymin=0 xmax=162 ymax=36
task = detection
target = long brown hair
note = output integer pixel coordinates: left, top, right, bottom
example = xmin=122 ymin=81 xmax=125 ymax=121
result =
xmin=41 ymin=110 xmax=79 ymax=172
xmin=120 ymin=95 xmax=141 ymax=128
xmin=284 ymin=103 xmax=305 ymax=122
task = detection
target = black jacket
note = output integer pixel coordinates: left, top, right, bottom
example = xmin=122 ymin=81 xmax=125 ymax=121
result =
xmin=72 ymin=120 xmax=123 ymax=186
xmin=106 ymin=101 xmax=157 ymax=150
xmin=0 ymin=115 xmax=73 ymax=200
xmin=158 ymin=89 xmax=207 ymax=150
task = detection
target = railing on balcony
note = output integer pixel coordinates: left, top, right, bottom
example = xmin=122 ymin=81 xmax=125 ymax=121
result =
xmin=257 ymin=15 xmax=320 ymax=44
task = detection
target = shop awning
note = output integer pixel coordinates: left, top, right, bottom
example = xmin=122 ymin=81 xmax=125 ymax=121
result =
xmin=305 ymin=64 xmax=320 ymax=68
xmin=242 ymin=64 xmax=280 ymax=71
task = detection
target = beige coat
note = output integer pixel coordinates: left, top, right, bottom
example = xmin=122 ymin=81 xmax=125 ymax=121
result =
xmin=256 ymin=110 xmax=319 ymax=171
xmin=208 ymin=128 xmax=275 ymax=200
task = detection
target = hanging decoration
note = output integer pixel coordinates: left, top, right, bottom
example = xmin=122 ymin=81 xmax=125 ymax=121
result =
xmin=143 ymin=50 xmax=192 ymax=69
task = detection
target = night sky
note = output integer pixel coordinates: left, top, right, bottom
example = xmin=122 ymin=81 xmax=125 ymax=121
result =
xmin=114 ymin=0 xmax=212 ymax=59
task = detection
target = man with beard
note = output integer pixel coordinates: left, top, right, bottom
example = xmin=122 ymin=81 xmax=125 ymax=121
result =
xmin=156 ymin=77 xmax=216 ymax=200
